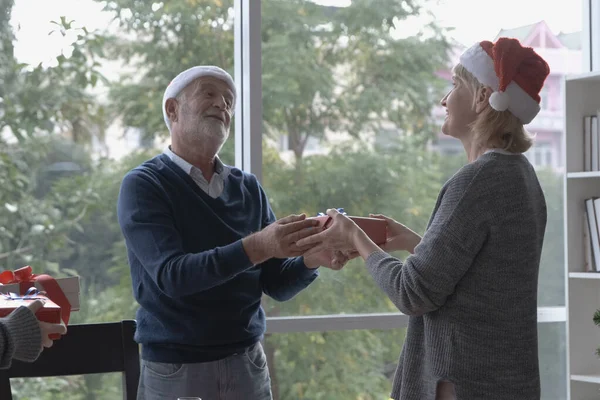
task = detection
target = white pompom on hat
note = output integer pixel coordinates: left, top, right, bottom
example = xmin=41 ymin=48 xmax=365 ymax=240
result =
xmin=162 ymin=66 xmax=236 ymax=131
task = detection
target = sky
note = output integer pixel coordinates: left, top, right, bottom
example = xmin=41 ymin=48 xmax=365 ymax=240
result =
xmin=11 ymin=0 xmax=583 ymax=66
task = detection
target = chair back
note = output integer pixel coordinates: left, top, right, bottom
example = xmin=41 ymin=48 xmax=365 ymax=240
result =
xmin=0 ymin=320 xmax=140 ymax=400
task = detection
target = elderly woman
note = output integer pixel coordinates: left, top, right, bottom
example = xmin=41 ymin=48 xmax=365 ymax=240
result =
xmin=298 ymin=37 xmax=550 ymax=400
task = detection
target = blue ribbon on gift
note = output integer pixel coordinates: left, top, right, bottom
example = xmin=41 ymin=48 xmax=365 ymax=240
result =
xmin=317 ymin=208 xmax=346 ymax=216
xmin=2 ymin=287 xmax=47 ymax=300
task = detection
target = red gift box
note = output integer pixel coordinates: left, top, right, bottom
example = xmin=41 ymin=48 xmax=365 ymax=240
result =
xmin=0 ymin=266 xmax=73 ymax=326
xmin=310 ymin=215 xmax=387 ymax=245
xmin=0 ymin=291 xmax=63 ymax=340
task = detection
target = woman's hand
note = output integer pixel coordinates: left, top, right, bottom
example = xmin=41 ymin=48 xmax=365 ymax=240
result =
xmin=26 ymin=300 xmax=67 ymax=349
xmin=369 ymin=214 xmax=422 ymax=254
xmin=296 ymin=209 xmax=363 ymax=256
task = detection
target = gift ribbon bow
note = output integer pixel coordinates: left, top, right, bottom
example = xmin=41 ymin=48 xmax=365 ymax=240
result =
xmin=2 ymin=287 xmax=48 ymax=300
xmin=315 ymin=208 xmax=347 ymax=228
xmin=316 ymin=207 xmax=346 ymax=216
xmin=0 ymin=266 xmax=71 ymax=324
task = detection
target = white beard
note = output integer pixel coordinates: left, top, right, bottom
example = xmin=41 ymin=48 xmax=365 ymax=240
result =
xmin=182 ymin=116 xmax=229 ymax=151
xmin=200 ymin=118 xmax=228 ymax=142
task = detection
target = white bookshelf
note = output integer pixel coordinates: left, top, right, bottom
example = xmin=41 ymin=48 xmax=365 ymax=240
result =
xmin=564 ymin=70 xmax=600 ymax=399
xmin=568 ymin=171 xmax=600 ymax=179
xmin=569 ymin=272 xmax=600 ymax=279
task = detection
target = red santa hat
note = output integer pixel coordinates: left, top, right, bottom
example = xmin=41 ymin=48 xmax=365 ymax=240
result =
xmin=162 ymin=65 xmax=236 ymax=130
xmin=459 ymin=37 xmax=550 ymax=124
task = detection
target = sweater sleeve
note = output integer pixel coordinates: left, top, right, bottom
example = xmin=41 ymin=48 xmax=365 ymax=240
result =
xmin=0 ymin=306 xmax=42 ymax=369
xmin=365 ymin=167 xmax=489 ymax=316
xmin=260 ymin=256 xmax=319 ymax=302
xmin=117 ymin=170 xmax=255 ymax=298
xmin=256 ymin=182 xmax=319 ymax=301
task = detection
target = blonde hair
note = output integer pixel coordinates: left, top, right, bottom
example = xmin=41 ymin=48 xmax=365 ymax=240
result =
xmin=453 ymin=63 xmax=534 ymax=153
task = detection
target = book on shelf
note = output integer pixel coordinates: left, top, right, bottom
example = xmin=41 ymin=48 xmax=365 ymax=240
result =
xmin=584 ymin=198 xmax=600 ymax=272
xmin=584 ymin=210 xmax=594 ymax=272
xmin=584 ymin=112 xmax=600 ymax=172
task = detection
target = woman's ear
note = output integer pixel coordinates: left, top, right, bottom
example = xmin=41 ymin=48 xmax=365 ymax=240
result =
xmin=475 ymin=86 xmax=493 ymax=114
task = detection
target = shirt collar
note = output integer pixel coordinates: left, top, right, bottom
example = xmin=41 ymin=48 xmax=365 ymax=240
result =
xmin=164 ymin=146 xmax=227 ymax=175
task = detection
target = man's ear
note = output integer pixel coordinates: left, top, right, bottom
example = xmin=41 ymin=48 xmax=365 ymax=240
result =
xmin=165 ymin=98 xmax=179 ymax=124
xmin=475 ymin=86 xmax=493 ymax=114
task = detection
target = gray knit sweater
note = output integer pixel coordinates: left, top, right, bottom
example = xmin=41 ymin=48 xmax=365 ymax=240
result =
xmin=366 ymin=151 xmax=547 ymax=400
xmin=0 ymin=306 xmax=42 ymax=369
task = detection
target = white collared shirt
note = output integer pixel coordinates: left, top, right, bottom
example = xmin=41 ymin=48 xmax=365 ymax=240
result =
xmin=164 ymin=146 xmax=230 ymax=198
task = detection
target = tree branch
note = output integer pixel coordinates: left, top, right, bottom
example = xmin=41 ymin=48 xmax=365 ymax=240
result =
xmin=0 ymin=245 xmax=34 ymax=261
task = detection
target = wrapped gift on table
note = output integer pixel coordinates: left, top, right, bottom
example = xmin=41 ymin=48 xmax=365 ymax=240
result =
xmin=0 ymin=266 xmax=79 ymax=329
xmin=0 ymin=288 xmax=63 ymax=339
xmin=310 ymin=208 xmax=387 ymax=245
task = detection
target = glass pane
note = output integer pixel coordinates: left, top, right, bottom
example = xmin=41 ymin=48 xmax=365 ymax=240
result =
xmin=5 ymin=0 xmax=235 ymax=329
xmin=260 ymin=0 xmax=578 ymax=313
xmin=264 ymin=323 xmax=565 ymax=400
xmin=10 ymin=373 xmax=122 ymax=400
xmin=539 ymin=322 xmax=567 ymax=399
xmin=264 ymin=329 xmax=405 ymax=399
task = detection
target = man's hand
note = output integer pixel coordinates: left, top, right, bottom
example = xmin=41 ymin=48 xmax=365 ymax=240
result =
xmin=243 ymin=214 xmax=321 ymax=264
xmin=296 ymin=209 xmax=361 ymax=256
xmin=304 ymin=249 xmax=354 ymax=270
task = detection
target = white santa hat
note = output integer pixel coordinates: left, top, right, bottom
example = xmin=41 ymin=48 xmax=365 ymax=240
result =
xmin=162 ymin=65 xmax=236 ymax=131
xmin=459 ymin=37 xmax=550 ymax=124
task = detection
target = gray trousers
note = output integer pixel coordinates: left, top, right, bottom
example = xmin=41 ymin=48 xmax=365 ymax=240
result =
xmin=137 ymin=342 xmax=273 ymax=400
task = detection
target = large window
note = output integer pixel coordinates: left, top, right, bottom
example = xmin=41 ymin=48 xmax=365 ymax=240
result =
xmin=4 ymin=0 xmax=236 ymax=396
xmin=4 ymin=0 xmax=235 ymax=319
xmin=258 ymin=1 xmax=579 ymax=399
xmin=2 ymin=1 xmax=586 ymax=399
xmin=260 ymin=0 xmax=451 ymax=318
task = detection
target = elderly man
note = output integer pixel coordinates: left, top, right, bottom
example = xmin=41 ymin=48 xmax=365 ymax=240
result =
xmin=117 ymin=66 xmax=344 ymax=400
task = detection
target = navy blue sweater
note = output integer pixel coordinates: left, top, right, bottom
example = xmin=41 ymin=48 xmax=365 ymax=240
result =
xmin=117 ymin=154 xmax=318 ymax=363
